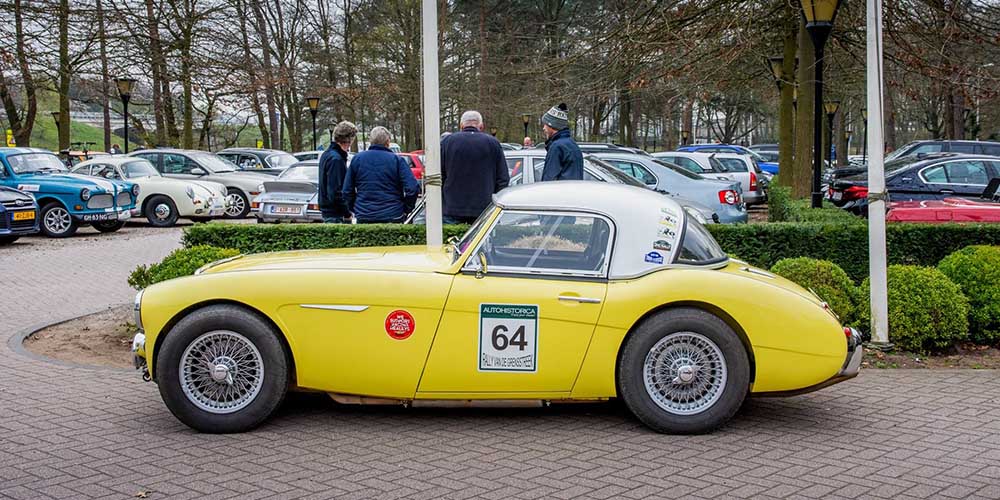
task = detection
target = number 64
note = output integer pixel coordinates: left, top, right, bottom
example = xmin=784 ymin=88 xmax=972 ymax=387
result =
xmin=492 ymin=324 xmax=527 ymax=351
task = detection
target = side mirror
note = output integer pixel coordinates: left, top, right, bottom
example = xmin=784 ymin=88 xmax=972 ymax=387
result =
xmin=475 ymin=251 xmax=488 ymax=279
xmin=191 ymin=167 xmax=207 ymax=176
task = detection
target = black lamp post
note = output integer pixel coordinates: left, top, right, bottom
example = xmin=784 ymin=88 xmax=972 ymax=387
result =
xmin=521 ymin=113 xmax=531 ymax=141
xmin=114 ymin=77 xmax=136 ymax=153
xmin=306 ymin=97 xmax=320 ymax=150
xmin=799 ymin=0 xmax=842 ymax=208
xmin=681 ymin=130 xmax=690 ymax=146
xmin=861 ymin=107 xmax=868 ymax=163
xmin=490 ymin=127 xmax=498 ymax=137
xmin=824 ymin=100 xmax=840 ymax=171
xmin=767 ymin=56 xmax=785 ymax=92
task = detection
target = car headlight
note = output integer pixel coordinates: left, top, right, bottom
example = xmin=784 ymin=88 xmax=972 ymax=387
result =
xmin=133 ymin=289 xmax=144 ymax=332
xmin=80 ymin=188 xmax=91 ymax=201
xmin=683 ymin=206 xmax=707 ymax=224
xmin=132 ymin=184 xmax=141 ymax=197
xmin=186 ymin=186 xmax=196 ymax=200
xmin=257 ymin=183 xmax=265 ymax=193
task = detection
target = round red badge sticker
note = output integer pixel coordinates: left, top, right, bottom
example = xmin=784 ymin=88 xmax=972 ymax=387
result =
xmin=385 ymin=310 xmax=415 ymax=340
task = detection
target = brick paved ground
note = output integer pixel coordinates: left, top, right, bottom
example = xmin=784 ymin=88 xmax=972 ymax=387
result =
xmin=2 ymin=224 xmax=1000 ymax=499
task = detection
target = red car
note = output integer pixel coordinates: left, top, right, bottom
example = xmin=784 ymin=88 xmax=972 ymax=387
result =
xmin=887 ymin=198 xmax=1000 ymax=223
xmin=398 ymin=153 xmax=425 ymax=180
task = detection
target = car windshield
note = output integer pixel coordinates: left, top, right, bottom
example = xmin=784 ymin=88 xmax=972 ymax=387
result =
xmin=587 ymin=158 xmax=647 ymax=187
xmin=676 ymin=217 xmax=727 ymax=265
xmin=189 ymin=152 xmax=236 ymax=173
xmin=266 ymin=153 xmax=298 ymax=169
xmin=737 ymin=147 xmax=768 ymax=163
xmin=7 ymin=153 xmax=67 ymax=174
xmin=653 ymin=159 xmax=705 ymax=180
xmin=122 ymin=160 xmax=160 ymax=178
xmin=453 ymin=205 xmax=495 ymax=263
xmin=278 ymin=165 xmax=319 ymax=182
xmin=884 ymin=144 xmax=914 ymax=162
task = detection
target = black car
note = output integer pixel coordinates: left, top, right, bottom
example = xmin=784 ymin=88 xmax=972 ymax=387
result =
xmin=218 ymin=148 xmax=299 ymax=176
xmin=825 ymin=140 xmax=1000 ymax=187
xmin=0 ymin=186 xmax=39 ymax=245
xmin=829 ymin=153 xmax=1000 ymax=212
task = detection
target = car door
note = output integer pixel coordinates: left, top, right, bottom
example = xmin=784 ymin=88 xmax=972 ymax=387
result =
xmin=919 ymin=160 xmax=992 ymax=199
xmin=418 ymin=210 xmax=612 ymax=396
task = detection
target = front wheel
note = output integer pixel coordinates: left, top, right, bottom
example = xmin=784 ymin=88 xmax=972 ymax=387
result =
xmin=91 ymin=220 xmax=126 ymax=233
xmin=40 ymin=203 xmax=78 ymax=238
xmin=144 ymin=195 xmax=179 ymax=227
xmin=224 ymin=189 xmax=249 ymax=219
xmin=618 ymin=308 xmax=749 ymax=434
xmin=156 ymin=305 xmax=288 ymax=433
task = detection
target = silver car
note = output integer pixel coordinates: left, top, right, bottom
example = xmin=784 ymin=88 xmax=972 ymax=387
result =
xmin=253 ymin=161 xmax=322 ymax=223
xmin=129 ymin=149 xmax=273 ymax=218
xmin=655 ymin=152 xmax=766 ymax=206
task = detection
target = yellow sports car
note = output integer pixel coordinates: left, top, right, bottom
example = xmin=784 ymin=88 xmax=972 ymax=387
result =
xmin=132 ymin=182 xmax=862 ymax=434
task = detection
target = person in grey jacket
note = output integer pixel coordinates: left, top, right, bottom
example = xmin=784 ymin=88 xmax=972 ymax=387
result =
xmin=540 ymin=103 xmax=583 ymax=181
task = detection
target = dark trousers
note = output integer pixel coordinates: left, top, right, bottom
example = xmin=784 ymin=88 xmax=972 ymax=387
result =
xmin=443 ymin=215 xmax=478 ymax=224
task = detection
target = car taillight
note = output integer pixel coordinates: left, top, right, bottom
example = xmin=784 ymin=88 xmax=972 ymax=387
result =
xmin=843 ymin=327 xmax=853 ymax=339
xmin=307 ymin=204 xmax=319 ymax=211
xmin=718 ymin=190 xmax=739 ymax=205
xmin=749 ymin=170 xmax=758 ymax=191
xmin=845 ymin=186 xmax=869 ymax=200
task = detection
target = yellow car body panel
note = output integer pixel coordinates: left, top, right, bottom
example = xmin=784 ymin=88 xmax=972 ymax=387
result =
xmin=140 ymin=246 xmax=847 ymax=401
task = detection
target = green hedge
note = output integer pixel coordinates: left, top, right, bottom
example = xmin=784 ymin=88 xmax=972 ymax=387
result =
xmin=129 ymin=245 xmax=240 ymax=290
xmin=767 ymin=185 xmax=862 ymax=224
xmin=938 ymin=246 xmax=1000 ymax=345
xmin=184 ymin=221 xmax=1000 ymax=283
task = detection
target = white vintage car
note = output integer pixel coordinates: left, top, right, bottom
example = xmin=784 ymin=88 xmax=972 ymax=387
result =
xmin=72 ymin=157 xmax=228 ymax=227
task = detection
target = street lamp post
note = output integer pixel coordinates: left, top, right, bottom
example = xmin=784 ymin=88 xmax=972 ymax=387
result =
xmin=114 ymin=77 xmax=136 ymax=153
xmin=845 ymin=129 xmax=853 ymax=156
xmin=824 ymin=100 xmax=840 ymax=171
xmin=306 ymin=97 xmax=320 ymax=150
xmin=799 ymin=0 xmax=842 ymax=208
xmin=767 ymin=56 xmax=785 ymax=92
xmin=490 ymin=127 xmax=498 ymax=137
xmin=521 ymin=113 xmax=531 ymax=142
xmin=861 ymin=107 xmax=869 ymax=163
xmin=681 ymin=130 xmax=690 ymax=145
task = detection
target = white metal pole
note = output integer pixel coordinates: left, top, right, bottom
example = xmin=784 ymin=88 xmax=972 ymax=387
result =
xmin=421 ymin=0 xmax=443 ymax=247
xmin=866 ymin=0 xmax=889 ymax=344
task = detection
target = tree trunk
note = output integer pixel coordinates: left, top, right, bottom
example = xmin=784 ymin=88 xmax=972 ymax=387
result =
xmin=884 ymin=83 xmax=897 ymax=151
xmin=777 ymin=18 xmax=797 ymax=187
xmin=250 ymin=0 xmax=280 ymax=148
xmin=144 ymin=0 xmax=167 ymax=146
xmin=6 ymin=0 xmax=36 ymax=146
xmin=57 ymin=0 xmax=70 ymax=150
xmin=792 ymin=18 xmax=815 ymax=199
xmin=96 ymin=0 xmax=111 ymax=151
xmin=180 ymin=36 xmax=195 ymax=149
xmin=682 ymin=101 xmax=693 ymax=144
xmin=236 ymin=0 xmax=268 ymax=145
xmin=836 ymin=108 xmax=848 ymax=167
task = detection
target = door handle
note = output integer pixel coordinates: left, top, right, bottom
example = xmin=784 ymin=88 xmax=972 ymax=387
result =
xmin=558 ymin=295 xmax=602 ymax=304
xmin=940 ymin=189 xmax=955 ymax=195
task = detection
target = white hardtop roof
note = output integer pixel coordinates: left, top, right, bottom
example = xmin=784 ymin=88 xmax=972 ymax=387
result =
xmin=492 ymin=182 xmax=688 ymax=278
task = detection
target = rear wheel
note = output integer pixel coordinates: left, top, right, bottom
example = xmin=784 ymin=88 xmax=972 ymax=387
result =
xmin=40 ymin=203 xmax=77 ymax=238
xmin=91 ymin=220 xmax=126 ymax=233
xmin=156 ymin=305 xmax=288 ymax=433
xmin=0 ymin=235 xmax=19 ymax=245
xmin=618 ymin=308 xmax=749 ymax=434
xmin=144 ymin=195 xmax=179 ymax=227
xmin=224 ymin=189 xmax=249 ymax=219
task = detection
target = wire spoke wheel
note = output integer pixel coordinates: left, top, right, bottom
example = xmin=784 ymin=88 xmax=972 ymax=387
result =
xmin=643 ymin=332 xmax=727 ymax=416
xmin=179 ymin=330 xmax=264 ymax=414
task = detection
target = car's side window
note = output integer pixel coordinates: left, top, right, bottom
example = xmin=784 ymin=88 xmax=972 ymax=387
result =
xmin=468 ymin=210 xmax=613 ymax=276
xmin=531 ymin=158 xmax=546 ymax=182
xmin=633 ymin=164 xmax=657 ymax=185
xmin=943 ymin=161 xmax=990 ymax=185
xmin=980 ymin=145 xmax=1000 ymax=156
xmin=608 ymin=160 xmax=636 ymax=177
xmin=912 ymin=143 xmax=943 ymax=155
xmin=162 ymin=154 xmax=194 ymax=174
xmin=582 ymin=170 xmax=599 ymax=182
xmin=950 ymin=143 xmax=976 ymax=154
xmin=73 ymin=165 xmax=92 ymax=176
xmin=133 ymin=153 xmax=159 ymax=171
xmin=506 ymin=158 xmax=523 ymax=178
xmin=920 ymin=165 xmax=948 ymax=183
xmin=92 ymin=164 xmax=120 ymax=179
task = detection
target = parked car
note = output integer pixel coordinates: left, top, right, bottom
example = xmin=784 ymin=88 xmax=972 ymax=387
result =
xmin=132 ymin=181 xmax=862 ymax=434
xmin=589 ymin=152 xmax=747 ymax=223
xmin=653 ymin=151 xmax=766 ymax=206
xmin=398 ymin=152 xmax=425 ymax=181
xmin=218 ymin=148 xmax=299 ymax=176
xmin=72 ymin=157 xmax=228 ymax=227
xmin=293 ymin=151 xmax=321 ymax=162
xmin=252 ymin=161 xmax=322 ymax=223
xmin=0 ymin=186 xmax=39 ymax=245
xmin=66 ymin=150 xmax=109 ymax=167
xmin=829 ymin=153 xmax=1000 ymax=213
xmin=755 ymin=151 xmax=779 ymax=163
xmin=885 ymin=140 xmax=1000 ymax=161
xmin=407 ymin=152 xmax=720 ymax=225
xmin=748 ymin=143 xmax=778 ymax=152
xmin=130 ymin=149 xmax=272 ymax=218
xmin=0 ymin=148 xmax=137 ymax=237
xmin=677 ymin=144 xmax=779 ymax=175
xmin=887 ymin=198 xmax=1000 ymax=223
xmin=577 ymin=142 xmax=652 ymax=157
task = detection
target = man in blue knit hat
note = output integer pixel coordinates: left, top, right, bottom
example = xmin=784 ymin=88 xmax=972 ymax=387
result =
xmin=540 ymin=103 xmax=583 ymax=181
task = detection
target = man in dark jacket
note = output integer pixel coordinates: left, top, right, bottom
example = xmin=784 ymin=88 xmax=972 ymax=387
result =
xmin=540 ymin=103 xmax=584 ymax=181
xmin=318 ymin=121 xmax=357 ymax=223
xmin=440 ymin=110 xmax=509 ymax=224
xmin=342 ymin=126 xmax=419 ymax=223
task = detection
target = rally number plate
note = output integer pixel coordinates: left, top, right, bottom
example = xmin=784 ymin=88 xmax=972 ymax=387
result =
xmin=479 ymin=304 xmax=538 ymax=372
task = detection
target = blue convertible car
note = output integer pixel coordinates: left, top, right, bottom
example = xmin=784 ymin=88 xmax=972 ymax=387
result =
xmin=0 ymin=148 xmax=138 ymax=237
xmin=0 ymin=186 xmax=39 ymax=245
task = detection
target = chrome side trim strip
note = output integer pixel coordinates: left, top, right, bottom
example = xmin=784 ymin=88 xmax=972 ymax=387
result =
xmin=300 ymin=304 xmax=369 ymax=312
xmin=557 ymin=296 xmax=602 ymax=304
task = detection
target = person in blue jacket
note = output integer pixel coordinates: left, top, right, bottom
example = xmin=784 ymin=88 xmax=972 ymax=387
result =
xmin=440 ymin=110 xmax=509 ymax=224
xmin=540 ymin=103 xmax=583 ymax=181
xmin=342 ymin=126 xmax=419 ymax=223
xmin=318 ymin=121 xmax=357 ymax=223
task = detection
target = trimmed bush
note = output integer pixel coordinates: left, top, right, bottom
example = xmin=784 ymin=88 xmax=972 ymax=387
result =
xmin=938 ymin=245 xmax=1000 ymax=345
xmin=857 ymin=265 xmax=969 ymax=353
xmin=770 ymin=258 xmax=858 ymax=325
xmin=766 ymin=185 xmax=862 ymax=224
xmin=129 ymin=245 xmax=240 ymax=290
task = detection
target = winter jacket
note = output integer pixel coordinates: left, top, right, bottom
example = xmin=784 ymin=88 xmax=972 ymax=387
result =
xmin=318 ymin=143 xmax=350 ymax=218
xmin=342 ymin=144 xmax=419 ymax=222
xmin=541 ymin=128 xmax=584 ymax=181
xmin=441 ymin=126 xmax=510 ymax=218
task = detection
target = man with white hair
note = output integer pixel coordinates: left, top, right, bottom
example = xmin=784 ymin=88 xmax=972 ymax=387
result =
xmin=342 ymin=126 xmax=419 ymax=223
xmin=440 ymin=110 xmax=509 ymax=224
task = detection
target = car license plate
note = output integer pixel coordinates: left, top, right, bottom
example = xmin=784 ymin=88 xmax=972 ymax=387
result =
xmin=12 ymin=211 xmax=34 ymax=221
xmin=270 ymin=205 xmax=302 ymax=215
xmin=832 ymin=191 xmax=843 ymax=201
